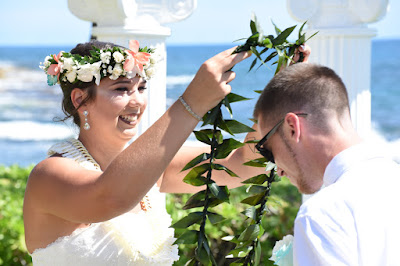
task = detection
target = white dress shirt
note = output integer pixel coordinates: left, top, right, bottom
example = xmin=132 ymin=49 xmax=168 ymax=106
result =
xmin=293 ymin=143 xmax=400 ymax=266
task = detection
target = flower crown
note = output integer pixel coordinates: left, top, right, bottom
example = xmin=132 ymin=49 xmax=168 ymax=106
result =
xmin=40 ymin=40 xmax=157 ymax=86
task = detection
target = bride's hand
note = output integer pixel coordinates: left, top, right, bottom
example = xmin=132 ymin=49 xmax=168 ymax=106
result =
xmin=181 ymin=47 xmax=252 ymax=118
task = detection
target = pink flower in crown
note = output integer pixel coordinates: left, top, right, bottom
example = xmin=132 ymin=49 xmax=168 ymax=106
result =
xmin=47 ymin=51 xmax=63 ymax=80
xmin=123 ymin=40 xmax=151 ymax=77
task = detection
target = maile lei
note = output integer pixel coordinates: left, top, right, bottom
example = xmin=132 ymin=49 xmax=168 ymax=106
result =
xmin=171 ymin=14 xmax=316 ymax=266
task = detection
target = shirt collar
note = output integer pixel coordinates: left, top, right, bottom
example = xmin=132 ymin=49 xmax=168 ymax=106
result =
xmin=323 ymin=142 xmax=384 ymax=187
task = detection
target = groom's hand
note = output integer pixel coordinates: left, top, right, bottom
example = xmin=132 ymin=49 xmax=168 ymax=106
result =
xmin=293 ymin=44 xmax=311 ymax=63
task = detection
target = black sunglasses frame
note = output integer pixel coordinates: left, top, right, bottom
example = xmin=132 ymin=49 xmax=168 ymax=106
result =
xmin=255 ymin=113 xmax=308 ymax=163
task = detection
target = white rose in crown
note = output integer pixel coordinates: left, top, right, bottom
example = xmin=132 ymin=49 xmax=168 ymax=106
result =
xmin=145 ymin=67 xmax=156 ymax=79
xmin=100 ymin=51 xmax=111 ymax=64
xmin=43 ymin=56 xmax=52 ymax=68
xmin=270 ymin=235 xmax=294 ymax=266
xmin=92 ymin=62 xmax=102 ymax=85
xmin=113 ymin=51 xmax=124 ymax=63
xmin=65 ymin=70 xmax=77 ymax=83
xmin=63 ymin=57 xmax=75 ymax=72
xmin=76 ymin=62 xmax=102 ymax=84
xmin=110 ymin=63 xmax=123 ymax=80
xmin=76 ymin=64 xmax=94 ymax=83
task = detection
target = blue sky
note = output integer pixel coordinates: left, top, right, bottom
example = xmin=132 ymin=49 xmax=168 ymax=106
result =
xmin=0 ymin=0 xmax=399 ymax=46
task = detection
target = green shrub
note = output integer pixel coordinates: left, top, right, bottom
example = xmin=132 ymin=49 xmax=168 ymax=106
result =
xmin=0 ymin=165 xmax=33 ymax=265
xmin=1 ymin=165 xmax=301 ymax=266
xmin=167 ymin=177 xmax=301 ymax=265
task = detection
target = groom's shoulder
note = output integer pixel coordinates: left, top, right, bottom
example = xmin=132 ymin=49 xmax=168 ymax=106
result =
xmin=296 ymin=185 xmax=351 ymax=222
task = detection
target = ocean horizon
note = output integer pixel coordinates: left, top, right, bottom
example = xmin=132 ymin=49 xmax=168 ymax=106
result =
xmin=1 ymin=39 xmax=400 ymax=166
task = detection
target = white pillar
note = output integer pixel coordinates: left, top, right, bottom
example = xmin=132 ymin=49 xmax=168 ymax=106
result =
xmin=68 ymin=0 xmax=196 ymax=135
xmin=287 ymin=0 xmax=389 ymax=138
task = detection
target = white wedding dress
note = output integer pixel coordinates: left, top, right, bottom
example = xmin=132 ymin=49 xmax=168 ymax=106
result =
xmin=30 ymin=139 xmax=179 ymax=265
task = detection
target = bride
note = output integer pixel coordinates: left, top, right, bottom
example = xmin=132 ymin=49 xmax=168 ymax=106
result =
xmin=23 ymin=40 xmax=264 ymax=265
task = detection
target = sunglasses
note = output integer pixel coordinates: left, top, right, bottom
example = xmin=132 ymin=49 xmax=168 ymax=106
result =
xmin=255 ymin=113 xmax=308 ymax=163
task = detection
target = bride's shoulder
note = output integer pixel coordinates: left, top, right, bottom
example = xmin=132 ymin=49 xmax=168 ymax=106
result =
xmin=27 ymin=156 xmax=96 ymax=198
xmin=30 ymin=156 xmax=81 ymax=180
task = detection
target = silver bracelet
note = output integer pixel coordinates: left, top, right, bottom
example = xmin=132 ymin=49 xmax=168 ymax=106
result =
xmin=178 ymin=96 xmax=202 ymax=121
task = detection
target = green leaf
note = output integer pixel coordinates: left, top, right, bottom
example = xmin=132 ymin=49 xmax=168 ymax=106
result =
xmin=242 ymin=174 xmax=268 ymax=185
xmin=244 ymin=139 xmax=258 ymax=144
xmin=228 ymin=258 xmax=247 ymax=265
xmin=183 ymin=163 xmax=210 ymax=182
xmin=306 ymin=30 xmax=319 ymax=42
xmin=249 ymin=57 xmax=258 ymax=72
xmin=273 ymin=25 xmax=296 ymax=46
xmin=238 ymin=224 xmax=260 ymax=241
xmin=170 ymin=212 xmax=203 ymax=228
xmin=193 ymin=130 xmax=212 ymax=145
xmin=181 ymin=153 xmax=210 ymax=171
xmin=207 ymin=211 xmax=226 ymax=224
xmin=254 ymin=240 xmax=262 ymax=266
xmin=227 ymin=243 xmax=253 ymax=257
xmin=223 ymin=96 xmax=233 ymax=117
xmin=243 ymin=157 xmax=267 ymax=168
xmin=184 ymin=258 xmax=197 ymax=266
xmin=90 ymin=50 xmax=97 ymax=57
xmin=202 ymin=104 xmax=221 ymax=126
xmin=296 ymin=34 xmax=306 ymax=45
xmin=215 ymin=138 xmax=244 ymax=159
xmin=242 ymin=206 xmax=257 ymax=221
xmin=247 ymin=32 xmax=261 ymax=44
xmin=208 ymin=197 xmax=224 ymax=208
xmin=274 ymin=48 xmax=286 ymax=75
xmin=183 ymin=190 xmax=206 ymax=210
xmin=195 ymin=245 xmax=210 ymax=266
xmin=250 ymin=15 xmax=257 ymax=35
xmin=298 ymin=21 xmax=307 ymax=39
xmin=262 ymin=37 xmax=273 ymax=48
xmin=174 ymin=230 xmax=198 ymax=244
xmin=197 ymin=233 xmax=216 ymax=265
xmin=249 ymin=118 xmax=258 ymax=123
xmin=241 ymin=193 xmax=265 ymax=206
xmin=271 ymin=20 xmax=282 ymax=35
xmin=218 ymin=119 xmax=234 ymax=135
xmin=214 ymin=164 xmax=239 ymax=177
xmin=264 ymin=51 xmax=278 ymax=63
xmin=183 ymin=175 xmax=208 ymax=186
xmin=183 ymin=198 xmax=205 ymax=210
xmin=226 ymin=93 xmax=250 ymax=103
xmin=208 ymin=183 xmax=230 ymax=202
xmin=222 ymin=120 xmax=255 ymax=134
xmin=247 ymin=185 xmax=269 ymax=194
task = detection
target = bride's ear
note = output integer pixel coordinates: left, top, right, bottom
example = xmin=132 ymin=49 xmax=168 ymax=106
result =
xmin=71 ymin=88 xmax=87 ymax=109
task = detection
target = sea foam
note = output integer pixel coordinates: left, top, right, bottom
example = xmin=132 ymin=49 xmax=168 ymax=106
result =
xmin=0 ymin=121 xmax=75 ymax=141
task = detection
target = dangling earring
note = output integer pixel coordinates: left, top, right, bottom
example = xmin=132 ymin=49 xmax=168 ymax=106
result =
xmin=83 ymin=110 xmax=90 ymax=130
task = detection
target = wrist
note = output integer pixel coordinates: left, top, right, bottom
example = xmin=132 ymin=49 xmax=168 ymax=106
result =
xmin=178 ymin=95 xmax=203 ymax=122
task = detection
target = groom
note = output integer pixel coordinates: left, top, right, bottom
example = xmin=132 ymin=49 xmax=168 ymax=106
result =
xmin=253 ymin=63 xmax=400 ymax=265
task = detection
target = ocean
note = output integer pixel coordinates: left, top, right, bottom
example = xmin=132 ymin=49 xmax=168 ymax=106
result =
xmin=1 ymin=40 xmax=400 ymax=166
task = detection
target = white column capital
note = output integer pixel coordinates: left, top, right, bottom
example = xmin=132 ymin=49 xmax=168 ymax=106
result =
xmin=68 ymin=0 xmax=196 ymax=28
xmin=287 ymin=0 xmax=389 ymax=28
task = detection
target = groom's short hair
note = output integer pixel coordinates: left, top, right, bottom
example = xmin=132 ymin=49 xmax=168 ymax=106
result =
xmin=254 ymin=63 xmax=350 ymax=132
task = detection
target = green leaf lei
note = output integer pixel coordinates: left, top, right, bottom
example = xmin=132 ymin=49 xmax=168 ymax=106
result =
xmin=172 ymin=14 xmax=317 ymax=265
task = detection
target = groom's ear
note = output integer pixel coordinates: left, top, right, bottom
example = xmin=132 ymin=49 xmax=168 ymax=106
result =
xmin=71 ymin=88 xmax=87 ymax=109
